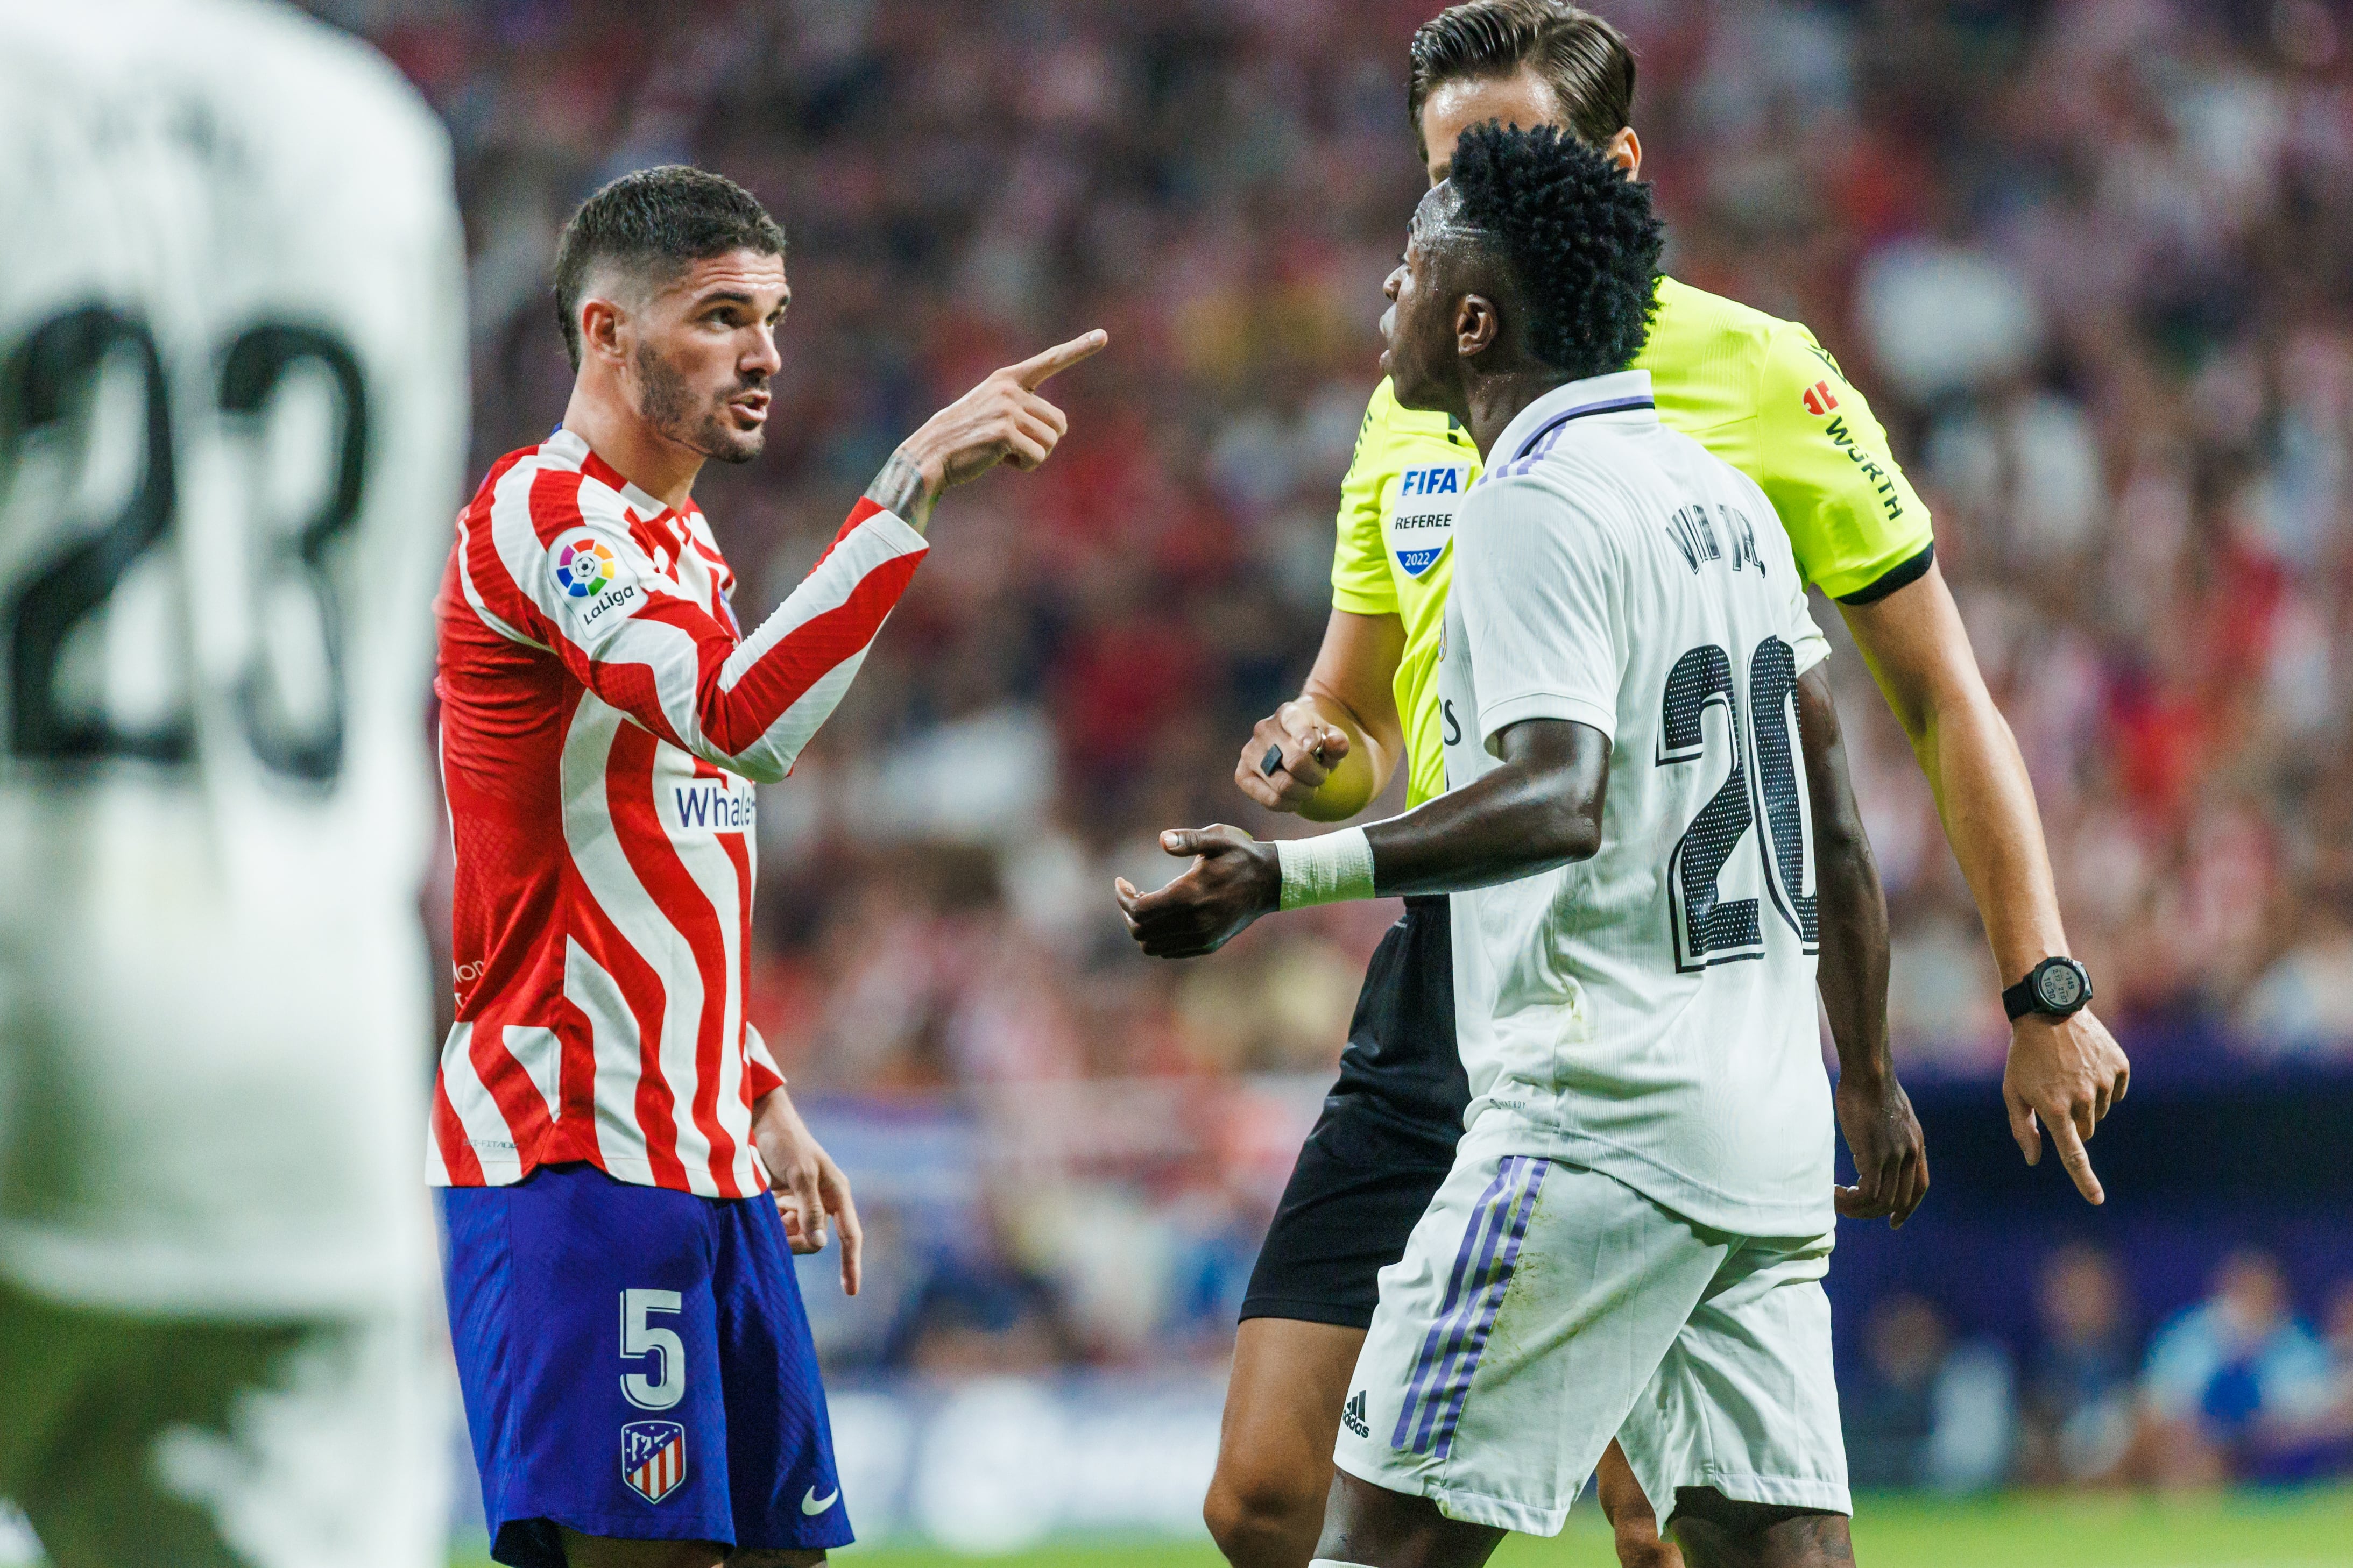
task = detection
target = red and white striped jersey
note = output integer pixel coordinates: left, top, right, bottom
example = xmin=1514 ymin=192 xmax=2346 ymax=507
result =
xmin=430 ymin=427 xmax=925 ymax=1196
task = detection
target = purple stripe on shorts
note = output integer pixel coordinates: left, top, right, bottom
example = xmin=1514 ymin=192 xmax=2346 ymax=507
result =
xmin=1407 ymin=1165 xmax=1517 ymax=1453
xmin=1391 ymin=1161 xmax=1514 ymax=1450
xmin=1412 ymin=1157 xmax=1540 ymax=1453
xmin=1391 ymin=1155 xmax=1551 ymax=1456
xmin=1428 ymin=1157 xmax=1548 ymax=1458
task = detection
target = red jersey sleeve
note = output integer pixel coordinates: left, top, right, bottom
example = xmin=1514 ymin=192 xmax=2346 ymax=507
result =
xmin=477 ymin=462 xmax=925 ymax=783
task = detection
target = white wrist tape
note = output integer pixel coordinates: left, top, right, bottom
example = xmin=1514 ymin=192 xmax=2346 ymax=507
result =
xmin=1276 ymin=827 xmax=1377 ymax=911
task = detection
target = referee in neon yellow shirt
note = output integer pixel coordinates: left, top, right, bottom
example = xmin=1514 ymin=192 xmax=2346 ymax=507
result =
xmin=1181 ymin=8 xmax=2133 ymax=1568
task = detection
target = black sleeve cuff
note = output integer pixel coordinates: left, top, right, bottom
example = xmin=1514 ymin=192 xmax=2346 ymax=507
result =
xmin=1834 ymin=541 xmax=1935 ymax=606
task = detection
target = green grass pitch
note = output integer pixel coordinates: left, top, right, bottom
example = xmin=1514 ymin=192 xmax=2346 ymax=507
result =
xmin=452 ymin=1487 xmax=2353 ymax=1567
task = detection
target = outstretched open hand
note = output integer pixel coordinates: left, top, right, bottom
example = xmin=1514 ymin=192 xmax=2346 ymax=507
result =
xmin=1114 ymin=825 xmax=1282 ymax=959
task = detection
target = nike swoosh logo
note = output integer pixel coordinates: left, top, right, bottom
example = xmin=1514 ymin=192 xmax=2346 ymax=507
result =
xmin=801 ymin=1486 xmax=840 ymax=1516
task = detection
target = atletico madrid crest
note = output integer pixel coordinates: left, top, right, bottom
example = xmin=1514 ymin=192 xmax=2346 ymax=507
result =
xmin=622 ymin=1420 xmax=687 ymax=1503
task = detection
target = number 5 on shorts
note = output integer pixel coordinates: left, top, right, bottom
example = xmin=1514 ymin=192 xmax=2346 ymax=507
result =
xmin=620 ymin=1288 xmax=685 ymax=1411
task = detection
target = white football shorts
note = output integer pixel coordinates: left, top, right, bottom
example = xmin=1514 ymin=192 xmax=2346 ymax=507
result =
xmin=1333 ymin=1120 xmax=1850 ymax=1536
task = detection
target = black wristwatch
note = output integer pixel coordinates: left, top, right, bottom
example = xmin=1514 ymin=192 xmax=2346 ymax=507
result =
xmin=2003 ymin=956 xmax=2094 ymax=1022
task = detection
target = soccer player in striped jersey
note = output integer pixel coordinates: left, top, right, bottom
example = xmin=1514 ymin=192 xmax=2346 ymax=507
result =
xmin=1195 ymin=7 xmax=2126 ymax=1568
xmin=434 ymin=165 xmax=1101 ymax=1567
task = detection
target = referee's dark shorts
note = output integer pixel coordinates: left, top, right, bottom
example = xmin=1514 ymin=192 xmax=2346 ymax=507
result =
xmin=1240 ymin=895 xmax=1468 ymax=1330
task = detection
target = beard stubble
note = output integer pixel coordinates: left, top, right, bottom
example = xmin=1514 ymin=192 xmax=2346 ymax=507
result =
xmin=635 ymin=342 xmax=765 ymax=465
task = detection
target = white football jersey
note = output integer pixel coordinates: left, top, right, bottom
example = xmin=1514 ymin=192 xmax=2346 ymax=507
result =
xmin=0 ymin=0 xmax=467 ymax=1310
xmin=1437 ymin=370 xmax=1837 ymax=1236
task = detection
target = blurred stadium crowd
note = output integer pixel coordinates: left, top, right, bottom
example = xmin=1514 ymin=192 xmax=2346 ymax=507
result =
xmin=1847 ymin=1245 xmax=2353 ymax=1492
xmin=315 ymin=0 xmax=2353 ymax=1488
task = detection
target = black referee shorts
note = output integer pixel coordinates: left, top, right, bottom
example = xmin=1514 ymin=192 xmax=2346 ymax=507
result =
xmin=1237 ymin=1097 xmax=1460 ymax=1329
xmin=1239 ymin=897 xmax=1464 ymax=1331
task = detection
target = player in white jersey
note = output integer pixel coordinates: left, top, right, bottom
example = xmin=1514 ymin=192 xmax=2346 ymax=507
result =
xmin=0 ymin=2 xmax=466 ymax=1562
xmin=1121 ymin=126 xmax=1926 ymax=1566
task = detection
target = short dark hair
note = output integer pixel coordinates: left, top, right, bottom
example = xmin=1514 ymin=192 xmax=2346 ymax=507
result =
xmin=1408 ymin=1 xmax=1636 ymax=161
xmin=552 ymin=165 xmax=786 ymax=370
xmin=1446 ymin=120 xmax=1662 ymax=378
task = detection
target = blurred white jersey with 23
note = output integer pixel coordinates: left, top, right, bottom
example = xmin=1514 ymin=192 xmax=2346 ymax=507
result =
xmin=0 ymin=0 xmax=467 ymax=1315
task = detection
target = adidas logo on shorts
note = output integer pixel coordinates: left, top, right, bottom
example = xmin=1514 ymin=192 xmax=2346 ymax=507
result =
xmin=1342 ymin=1389 xmax=1370 ymax=1439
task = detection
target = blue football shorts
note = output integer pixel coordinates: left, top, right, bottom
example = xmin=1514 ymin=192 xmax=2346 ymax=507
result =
xmin=440 ymin=1161 xmax=850 ymax=1566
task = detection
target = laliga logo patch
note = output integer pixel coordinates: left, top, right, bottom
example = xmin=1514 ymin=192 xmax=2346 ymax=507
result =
xmin=555 ymin=536 xmax=617 ymax=598
xmin=1388 ymin=464 xmax=1466 ymax=580
xmin=622 ymin=1420 xmax=687 ymax=1504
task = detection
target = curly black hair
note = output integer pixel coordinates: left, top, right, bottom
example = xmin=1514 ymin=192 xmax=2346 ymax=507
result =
xmin=1444 ymin=120 xmax=1663 ymax=380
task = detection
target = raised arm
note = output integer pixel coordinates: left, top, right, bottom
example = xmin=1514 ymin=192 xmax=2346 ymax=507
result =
xmin=482 ymin=332 xmax=1104 ymax=785
xmin=1797 ymin=664 xmax=1926 ymax=1228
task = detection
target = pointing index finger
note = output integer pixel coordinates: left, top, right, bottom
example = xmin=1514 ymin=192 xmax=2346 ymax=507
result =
xmin=2048 ymin=1118 xmax=2105 ymax=1205
xmin=1010 ymin=328 xmax=1108 ymax=389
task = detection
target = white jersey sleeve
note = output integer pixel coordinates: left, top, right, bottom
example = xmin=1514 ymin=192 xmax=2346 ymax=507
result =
xmin=1451 ymin=471 xmax=1629 ymax=750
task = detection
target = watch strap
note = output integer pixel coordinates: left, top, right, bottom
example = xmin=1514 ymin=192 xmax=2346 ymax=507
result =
xmin=2002 ymin=974 xmax=2039 ymax=1022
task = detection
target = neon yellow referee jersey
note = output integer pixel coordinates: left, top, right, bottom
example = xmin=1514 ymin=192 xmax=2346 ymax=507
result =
xmin=1331 ymin=275 xmax=1935 ymax=807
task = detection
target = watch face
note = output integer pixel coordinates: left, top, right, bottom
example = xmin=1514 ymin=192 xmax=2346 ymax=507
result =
xmin=2037 ymin=962 xmax=2085 ymax=1011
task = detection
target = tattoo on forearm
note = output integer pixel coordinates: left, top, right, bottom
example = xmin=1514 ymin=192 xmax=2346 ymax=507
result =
xmin=863 ymin=450 xmax=937 ymax=533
